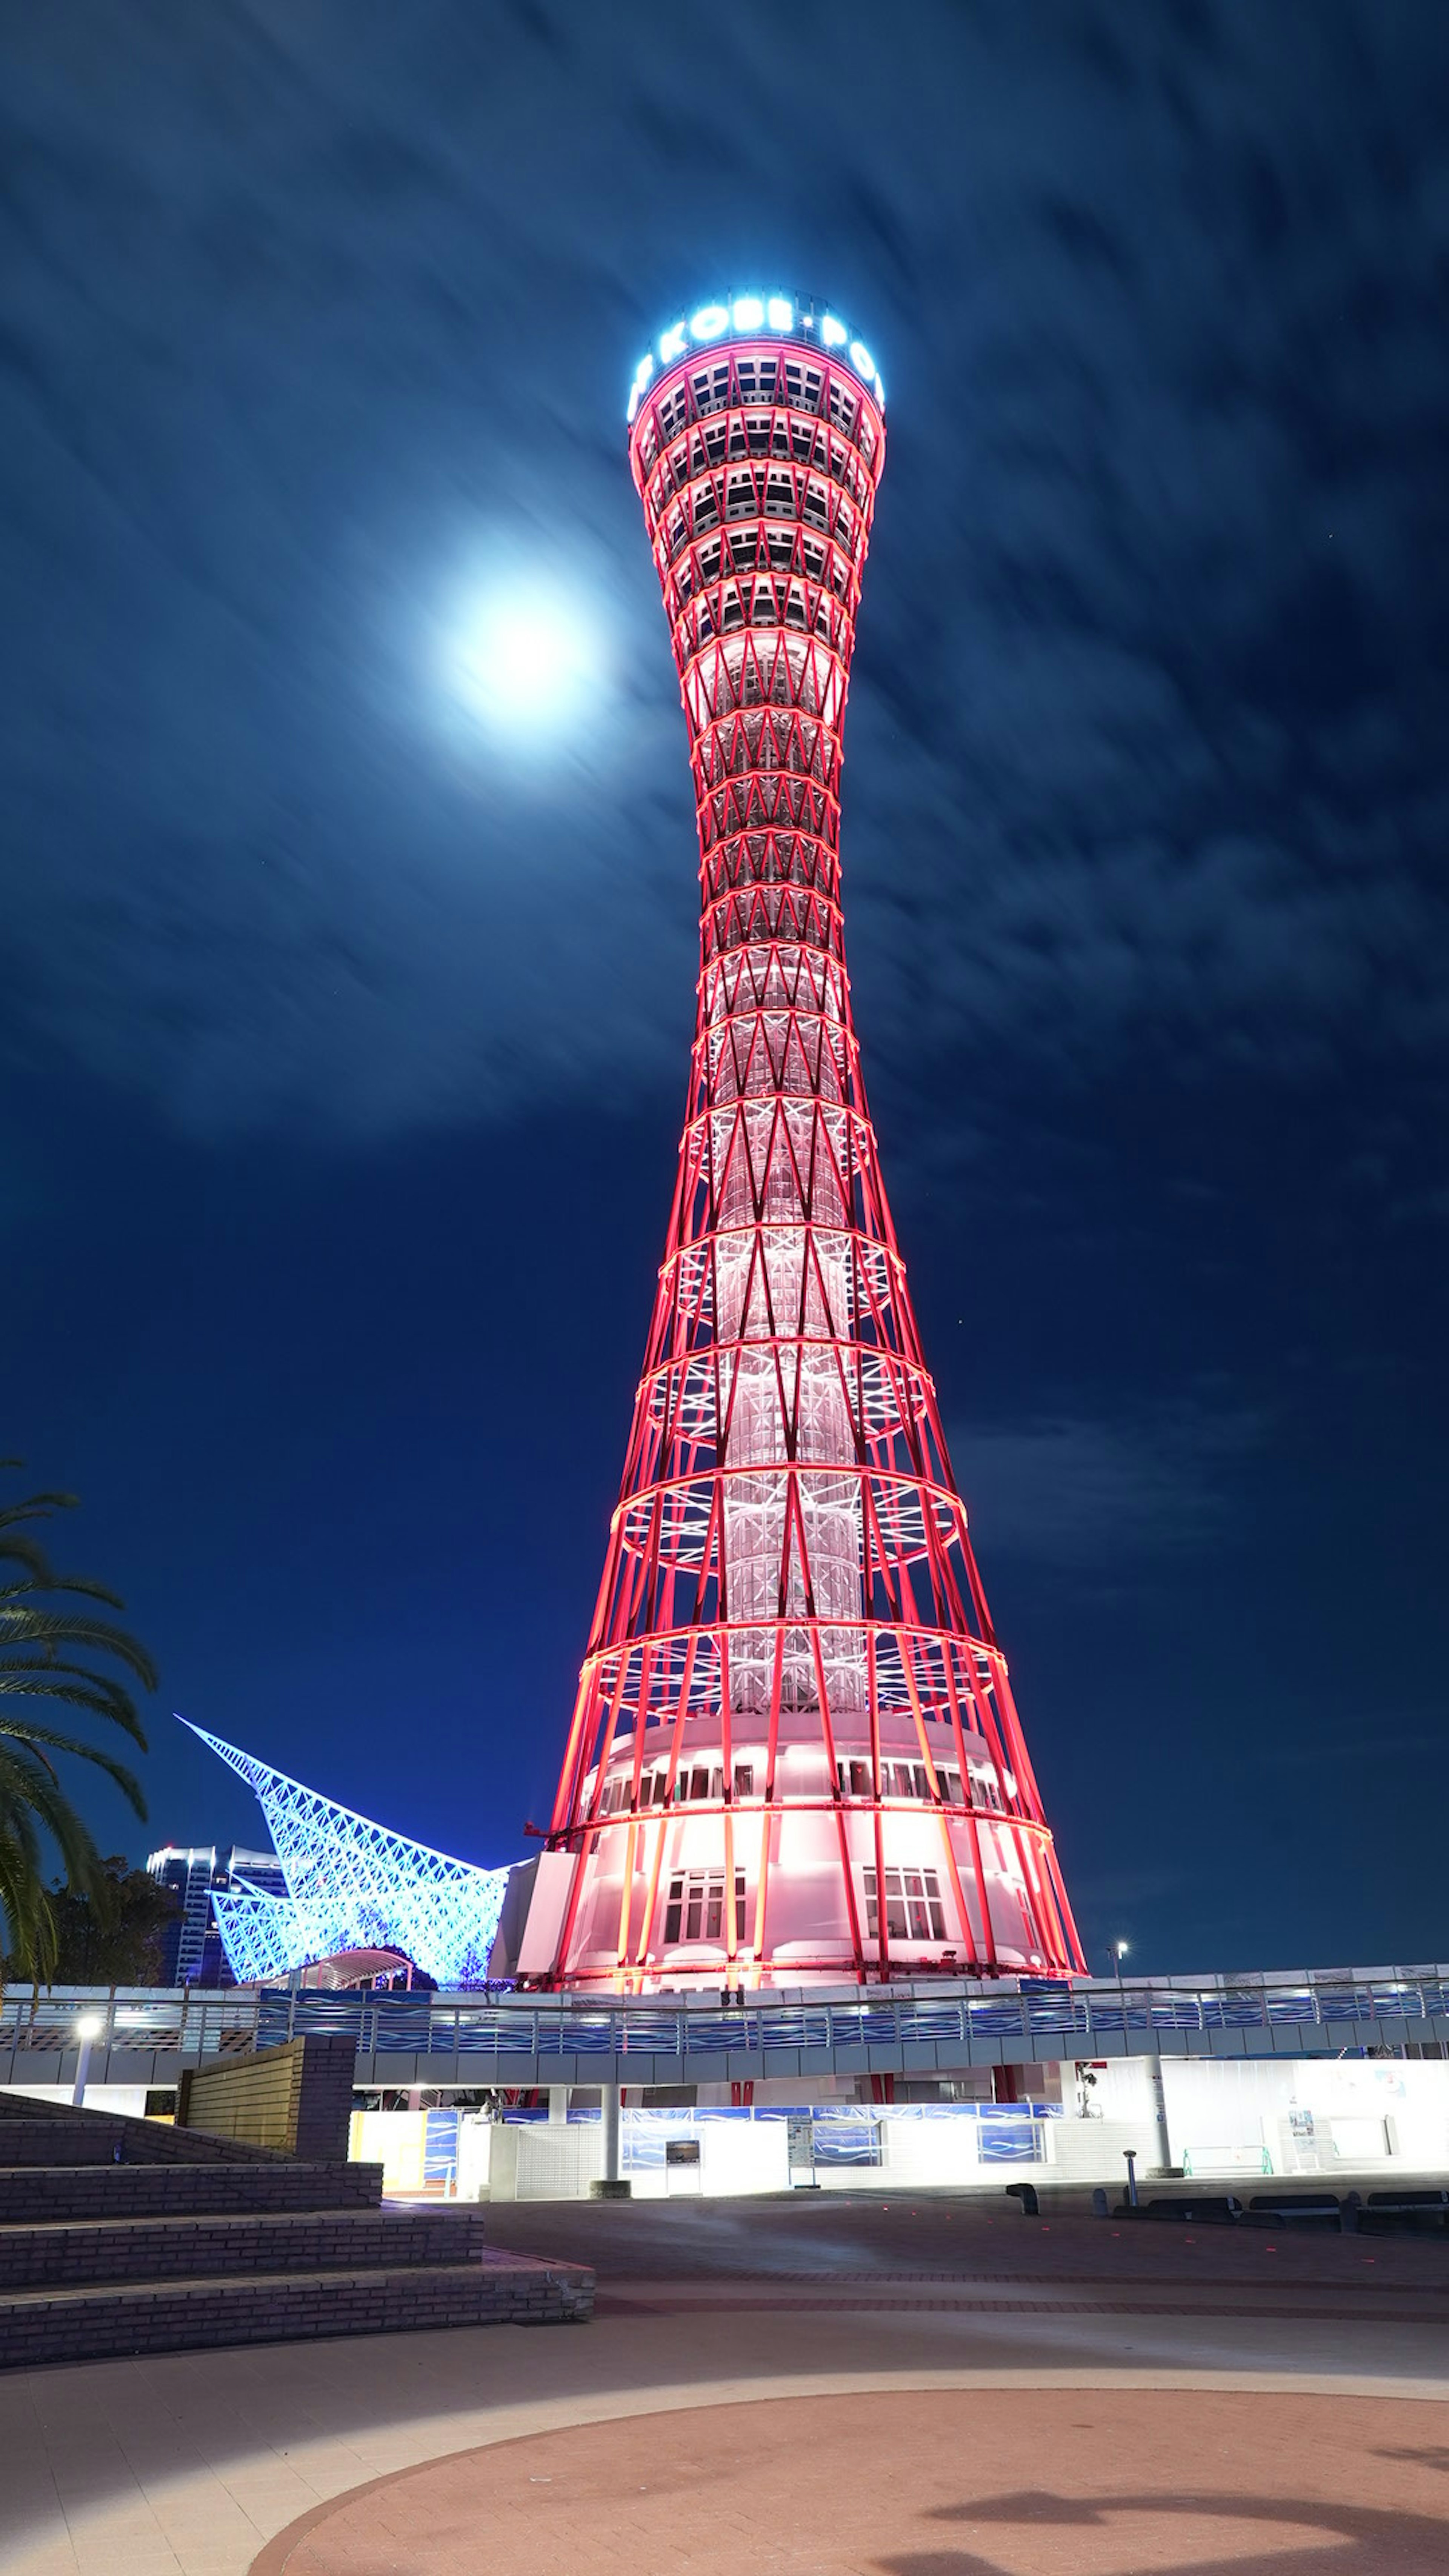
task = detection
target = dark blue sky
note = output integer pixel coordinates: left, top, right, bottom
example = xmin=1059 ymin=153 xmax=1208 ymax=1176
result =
xmin=4 ymin=3 xmax=1446 ymax=1977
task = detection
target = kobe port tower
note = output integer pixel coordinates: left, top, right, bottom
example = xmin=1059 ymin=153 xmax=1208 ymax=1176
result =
xmin=516 ymin=294 xmax=1084 ymax=1995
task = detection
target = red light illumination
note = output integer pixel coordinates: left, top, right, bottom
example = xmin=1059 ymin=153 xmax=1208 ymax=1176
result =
xmin=535 ymin=319 xmax=1084 ymax=1992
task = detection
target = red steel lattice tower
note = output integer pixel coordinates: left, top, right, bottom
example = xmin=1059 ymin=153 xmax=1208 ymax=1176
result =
xmin=529 ymin=295 xmax=1083 ymax=1992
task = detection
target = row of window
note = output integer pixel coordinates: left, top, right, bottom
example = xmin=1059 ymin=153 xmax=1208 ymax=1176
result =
xmin=836 ymin=1758 xmax=1006 ymax=1810
xmin=659 ymin=1864 xmax=947 ymax=1948
xmin=672 ymin=525 xmax=853 ymax=599
xmin=864 ymin=1867 xmax=949 ymax=1943
xmin=599 ymin=1761 xmax=1004 ymax=1816
xmin=655 ymin=469 xmax=868 ymax=555
xmin=654 ymin=455 xmax=868 ymax=541
xmin=650 ymin=400 xmax=871 ymax=479
xmin=683 ymin=589 xmax=847 ymax=650
xmin=644 ymin=356 xmax=875 ymax=451
xmin=657 ymin=460 xmax=866 ymax=531
xmin=645 ymin=394 xmax=876 ymax=502
xmin=678 ymin=492 xmax=860 ymax=556
xmin=599 ymin=1762 xmax=757 ymax=1815
xmin=838 ymin=1758 xmax=961 ymax=1803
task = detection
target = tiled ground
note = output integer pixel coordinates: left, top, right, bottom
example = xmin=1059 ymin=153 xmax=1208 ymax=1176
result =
xmin=3 ymin=2195 xmax=1447 ymax=2575
xmin=255 ymin=2385 xmax=1449 ymax=2576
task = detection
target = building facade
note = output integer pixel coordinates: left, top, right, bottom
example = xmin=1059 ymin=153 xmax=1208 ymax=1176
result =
xmin=146 ymin=1842 xmax=287 ymax=1984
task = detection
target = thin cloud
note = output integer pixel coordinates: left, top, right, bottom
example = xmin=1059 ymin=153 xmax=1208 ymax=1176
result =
xmin=953 ymin=1402 xmax=1265 ymax=1571
xmin=0 ymin=4 xmax=1445 ymax=1135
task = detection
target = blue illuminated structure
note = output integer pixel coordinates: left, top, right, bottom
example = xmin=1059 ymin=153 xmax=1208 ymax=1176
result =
xmin=181 ymin=1722 xmax=512 ymax=1989
xmin=625 ymin=291 xmax=884 ymax=421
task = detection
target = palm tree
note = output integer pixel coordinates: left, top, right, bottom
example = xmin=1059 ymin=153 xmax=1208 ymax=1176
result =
xmin=0 ymin=1460 xmax=156 ymax=1979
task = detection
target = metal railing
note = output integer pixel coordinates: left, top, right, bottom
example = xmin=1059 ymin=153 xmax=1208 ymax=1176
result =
xmin=4 ymin=1965 xmax=1449 ymax=2081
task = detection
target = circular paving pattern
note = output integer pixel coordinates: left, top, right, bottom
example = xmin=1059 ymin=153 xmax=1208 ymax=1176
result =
xmin=253 ymin=2385 xmax=1449 ymax=2574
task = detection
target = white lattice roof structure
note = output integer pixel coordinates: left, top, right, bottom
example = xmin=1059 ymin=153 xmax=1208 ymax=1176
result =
xmin=182 ymin=1722 xmax=512 ymax=1989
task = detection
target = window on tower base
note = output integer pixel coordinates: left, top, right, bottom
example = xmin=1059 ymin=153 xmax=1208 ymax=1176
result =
xmin=863 ymin=1867 xmax=948 ymax=1943
xmin=663 ymin=1870 xmax=748 ymax=1945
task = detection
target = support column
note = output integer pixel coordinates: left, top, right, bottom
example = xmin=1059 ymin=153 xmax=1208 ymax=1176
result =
xmin=71 ymin=2032 xmax=95 ymax=2110
xmin=1146 ymin=2052 xmax=1172 ymax=2173
xmin=548 ymin=2086 xmax=568 ymax=2125
xmin=71 ymin=2012 xmax=103 ymax=2110
xmin=590 ymin=2083 xmax=630 ymax=2198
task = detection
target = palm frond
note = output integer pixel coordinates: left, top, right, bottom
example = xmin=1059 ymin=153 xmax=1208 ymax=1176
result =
xmin=0 ymin=1678 xmax=150 ymax=1755
xmin=0 ymin=1791 xmax=45 ymax=1876
xmin=0 ymin=1719 xmax=146 ymax=1816
xmin=0 ymin=1571 xmax=125 ymax=1609
xmin=0 ymin=1490 xmax=79 ymax=1524
xmin=0 ymin=1459 xmax=155 ymax=1958
xmin=0 ymin=1828 xmax=58 ymax=1978
xmin=0 ymin=1536 xmax=61 ymax=1584
xmin=0 ymin=1611 xmax=157 ymax=1690
xmin=0 ymin=1742 xmax=68 ymax=1806
xmin=0 ymin=1662 xmax=148 ymax=1746
xmin=0 ymin=1750 xmax=108 ymax=1899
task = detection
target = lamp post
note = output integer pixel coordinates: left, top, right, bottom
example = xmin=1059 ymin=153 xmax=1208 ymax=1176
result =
xmin=1111 ymin=1940 xmax=1169 ymax=2174
xmin=71 ymin=2011 xmax=103 ymax=2110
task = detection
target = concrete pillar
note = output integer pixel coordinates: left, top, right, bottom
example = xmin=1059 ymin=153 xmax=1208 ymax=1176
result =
xmin=71 ymin=2033 xmax=95 ymax=2110
xmin=590 ymin=2084 xmax=631 ymax=2198
xmin=1146 ymin=2052 xmax=1172 ymax=2172
xmin=71 ymin=2012 xmax=104 ymax=2109
xmin=548 ymin=2086 xmax=569 ymax=2125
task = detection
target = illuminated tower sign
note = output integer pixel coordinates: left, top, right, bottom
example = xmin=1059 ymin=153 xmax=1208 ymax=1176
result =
xmin=526 ymin=295 xmax=1083 ymax=1991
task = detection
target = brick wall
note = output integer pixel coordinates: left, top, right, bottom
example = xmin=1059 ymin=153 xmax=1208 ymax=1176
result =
xmin=0 ymin=2252 xmax=594 ymax=2369
xmin=0 ymin=2161 xmax=384 ymax=2225
xmin=0 ymin=2205 xmax=489 ymax=2288
xmin=177 ymin=2035 xmax=354 ymax=2161
xmin=0 ymin=2096 xmax=284 ymax=2165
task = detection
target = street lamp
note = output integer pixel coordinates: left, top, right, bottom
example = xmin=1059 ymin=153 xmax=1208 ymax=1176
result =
xmin=1112 ymin=1941 xmax=1129 ymax=2008
xmin=71 ymin=2011 xmax=103 ymax=2110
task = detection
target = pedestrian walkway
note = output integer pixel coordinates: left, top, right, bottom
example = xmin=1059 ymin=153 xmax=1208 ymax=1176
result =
xmin=3 ymin=2195 xmax=1447 ymax=2574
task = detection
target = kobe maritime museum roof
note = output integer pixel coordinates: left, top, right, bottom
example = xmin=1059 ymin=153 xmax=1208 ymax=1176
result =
xmin=626 ymin=294 xmax=884 ymax=423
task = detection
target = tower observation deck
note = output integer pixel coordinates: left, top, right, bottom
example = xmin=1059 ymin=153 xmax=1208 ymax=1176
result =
xmin=529 ymin=295 xmax=1084 ymax=1992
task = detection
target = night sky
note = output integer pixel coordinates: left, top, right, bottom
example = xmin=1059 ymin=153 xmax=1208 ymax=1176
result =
xmin=5 ymin=4 xmax=1446 ymax=1979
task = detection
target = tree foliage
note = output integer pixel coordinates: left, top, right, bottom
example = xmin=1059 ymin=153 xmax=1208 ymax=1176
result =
xmin=18 ymin=1855 xmax=179 ymax=1986
xmin=0 ymin=1460 xmax=157 ymax=1977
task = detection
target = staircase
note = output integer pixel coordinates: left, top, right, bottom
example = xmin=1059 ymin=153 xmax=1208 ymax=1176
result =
xmin=0 ymin=2090 xmax=592 ymax=2368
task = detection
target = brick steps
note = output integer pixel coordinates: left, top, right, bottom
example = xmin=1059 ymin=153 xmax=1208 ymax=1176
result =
xmin=0 ymin=2251 xmax=594 ymax=2368
xmin=0 ymin=2098 xmax=283 ymax=2165
xmin=0 ymin=2121 xmax=237 ymax=2167
xmin=0 ymin=2203 xmax=490 ymax=2289
xmin=0 ymin=2082 xmax=592 ymax=2367
xmin=0 ymin=2162 xmax=385 ymax=2224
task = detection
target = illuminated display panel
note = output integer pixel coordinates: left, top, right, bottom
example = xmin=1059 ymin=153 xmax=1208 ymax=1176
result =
xmin=628 ymin=292 xmax=884 ymax=421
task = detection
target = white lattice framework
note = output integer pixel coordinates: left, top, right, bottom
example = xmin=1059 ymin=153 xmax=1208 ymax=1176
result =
xmin=183 ymin=1723 xmax=512 ymax=1988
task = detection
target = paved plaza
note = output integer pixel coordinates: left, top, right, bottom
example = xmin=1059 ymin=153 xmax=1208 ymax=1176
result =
xmin=4 ymin=2194 xmax=1448 ymax=2574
